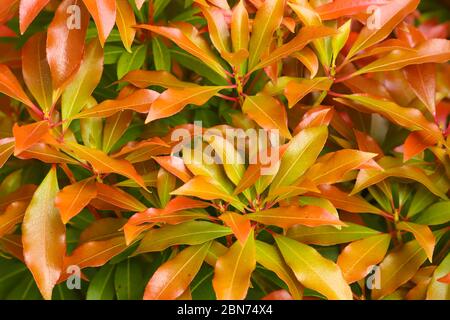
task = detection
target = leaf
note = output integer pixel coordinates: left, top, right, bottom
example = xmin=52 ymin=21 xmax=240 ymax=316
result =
xmin=117 ymin=44 xmax=147 ymax=79
xmin=270 ymin=126 xmax=328 ymax=191
xmin=146 ymin=86 xmax=228 ymax=123
xmin=171 ymin=176 xmax=241 ymax=208
xmin=22 ymin=167 xmax=65 ymax=300
xmin=137 ymin=24 xmax=227 ymax=78
xmin=255 ymin=241 xmax=303 ymax=300
xmin=351 ymin=39 xmax=450 ymax=76
xmin=251 ymin=26 xmax=337 ymax=72
xmin=285 ymin=77 xmax=333 ymax=108
xmin=144 ymin=242 xmax=211 ymax=300
xmin=157 ymin=168 xmax=176 ymax=207
xmin=134 ymin=221 xmax=232 ymax=254
xmin=47 ymin=0 xmax=90 ymax=88
xmin=242 ymin=94 xmax=291 ymax=138
xmin=403 ymin=63 xmax=436 ymax=115
xmin=152 ymin=37 xmax=171 ymax=72
xmin=13 ymin=121 xmax=49 ymax=156
xmin=247 ymin=205 xmax=344 ymax=229
xmin=287 ymin=222 xmax=382 ymax=246
xmin=219 ymin=211 xmax=251 ymax=245
xmin=19 ymin=0 xmax=50 ymax=34
xmin=347 ymin=0 xmax=420 ymax=58
xmin=75 ymin=89 xmax=159 ymax=119
xmin=275 ymin=235 xmax=353 ymax=300
xmin=426 ymin=253 xmax=450 ymax=300
xmin=121 ymin=70 xmax=197 ymax=88
xmin=305 ymin=149 xmax=378 ymax=185
xmin=55 ymin=178 xmax=97 ymax=224
xmin=403 ymin=130 xmax=438 ymax=162
xmin=115 ymin=0 xmax=136 ymax=53
xmin=114 ymin=258 xmax=145 ymax=300
xmin=291 ymin=47 xmax=319 ymax=79
xmin=0 ymin=201 xmax=27 ymax=238
xmin=316 ymin=0 xmax=390 ymax=20
xmin=65 ymin=142 xmax=145 ymax=188
xmin=317 ymin=185 xmax=385 ymax=215
xmin=212 ymin=229 xmax=255 ymax=300
xmin=396 ymin=222 xmax=435 ymax=262
xmin=86 ymin=264 xmax=116 ymax=300
xmin=22 ymin=32 xmax=53 ymax=114
xmin=62 ymin=39 xmax=104 ymax=128
xmin=83 ymin=0 xmax=117 ymax=46
xmin=153 ymin=156 xmax=192 ymax=183
xmin=102 ymin=110 xmax=133 ymax=154
xmin=337 ymin=234 xmax=391 ymax=283
xmin=64 ymin=236 xmax=127 ymax=269
xmin=0 ymin=138 xmax=14 ymax=169
xmin=200 ymin=5 xmax=230 ymax=54
xmin=231 ymin=0 xmax=249 ymax=73
xmin=413 ymin=201 xmax=450 ymax=226
xmin=0 ymin=64 xmax=36 ymax=109
xmin=247 ymin=0 xmax=284 ymax=70
xmin=371 ymin=239 xmax=427 ymax=300
xmin=331 ymin=20 xmax=351 ymax=67
xmin=96 ymin=182 xmax=146 ymax=212
xmin=336 ymin=94 xmax=442 ymax=142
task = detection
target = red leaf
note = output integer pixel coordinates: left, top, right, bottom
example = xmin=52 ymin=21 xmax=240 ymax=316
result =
xmin=47 ymin=0 xmax=90 ymax=88
xmin=19 ymin=0 xmax=50 ymax=34
xmin=403 ymin=130 xmax=438 ymax=161
xmin=82 ymin=0 xmax=116 ymax=46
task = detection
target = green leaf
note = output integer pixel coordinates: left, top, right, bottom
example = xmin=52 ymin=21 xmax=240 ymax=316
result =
xmin=413 ymin=201 xmax=450 ymax=225
xmin=270 ymin=126 xmax=328 ymax=192
xmin=86 ymin=264 xmax=116 ymax=300
xmin=287 ymin=223 xmax=381 ymax=245
xmin=117 ymin=44 xmax=147 ymax=80
xmin=134 ymin=221 xmax=232 ymax=254
xmin=114 ymin=258 xmax=145 ymax=300
xmin=152 ymin=37 xmax=171 ymax=71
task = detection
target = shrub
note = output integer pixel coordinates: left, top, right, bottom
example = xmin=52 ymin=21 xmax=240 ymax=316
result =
xmin=0 ymin=0 xmax=449 ymax=300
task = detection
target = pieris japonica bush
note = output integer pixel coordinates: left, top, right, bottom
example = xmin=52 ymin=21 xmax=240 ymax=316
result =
xmin=0 ymin=0 xmax=449 ymax=300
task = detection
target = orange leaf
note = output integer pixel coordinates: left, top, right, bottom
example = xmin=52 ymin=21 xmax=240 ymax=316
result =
xmin=397 ymin=222 xmax=436 ymax=262
xmin=247 ymin=205 xmax=345 ymax=229
xmin=22 ymin=167 xmax=65 ymax=300
xmin=291 ymin=47 xmax=319 ymax=79
xmin=146 ymin=86 xmax=228 ymax=123
xmin=65 ymin=142 xmax=145 ymax=188
xmin=403 ymin=63 xmax=436 ymax=116
xmin=0 ymin=201 xmax=27 ymax=238
xmin=19 ymin=0 xmax=50 ymax=34
xmin=144 ymin=242 xmax=211 ymax=300
xmin=0 ymin=138 xmax=15 ymax=169
xmin=404 ymin=130 xmax=438 ymax=161
xmin=220 ymin=211 xmax=251 ymax=245
xmin=55 ymin=178 xmax=97 ymax=224
xmin=47 ymin=0 xmax=90 ymax=88
xmin=212 ymin=229 xmax=255 ymax=300
xmin=242 ymin=94 xmax=291 ymax=139
xmin=17 ymin=143 xmax=79 ymax=164
xmin=153 ymin=156 xmax=192 ymax=183
xmin=22 ymin=32 xmax=53 ymax=114
xmin=82 ymin=0 xmax=116 ymax=46
xmin=285 ymin=78 xmax=333 ymax=108
xmin=64 ymin=236 xmax=127 ymax=269
xmin=115 ymin=0 xmax=136 ymax=52
xmin=316 ymin=0 xmax=390 ymax=20
xmin=120 ymin=70 xmax=197 ymax=89
xmin=13 ymin=121 xmax=49 ymax=156
xmin=262 ymin=290 xmax=293 ymax=300
xmin=96 ymin=182 xmax=146 ymax=212
xmin=75 ymin=89 xmax=160 ymax=119
xmin=137 ymin=24 xmax=227 ymax=78
xmin=294 ymin=106 xmax=334 ymax=133
xmin=0 ymin=64 xmax=36 ymax=109
xmin=337 ymin=234 xmax=391 ymax=283
xmin=347 ymin=0 xmax=420 ymax=58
